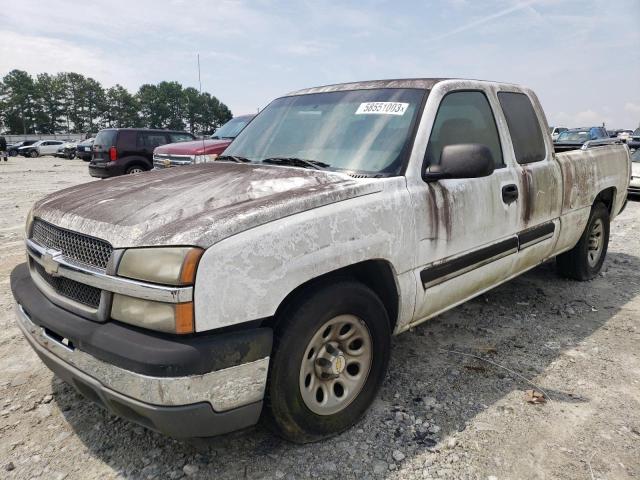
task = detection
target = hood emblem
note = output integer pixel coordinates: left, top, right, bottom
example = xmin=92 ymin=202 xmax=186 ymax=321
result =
xmin=41 ymin=249 xmax=62 ymax=276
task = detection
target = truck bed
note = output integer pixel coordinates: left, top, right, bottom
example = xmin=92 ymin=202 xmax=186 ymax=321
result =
xmin=555 ymin=143 xmax=630 ymax=216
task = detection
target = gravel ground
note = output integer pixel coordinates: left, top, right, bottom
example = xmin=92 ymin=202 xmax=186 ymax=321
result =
xmin=1 ymin=156 xmax=639 ymax=480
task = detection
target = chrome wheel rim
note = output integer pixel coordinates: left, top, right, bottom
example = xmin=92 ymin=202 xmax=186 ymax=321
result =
xmin=129 ymin=167 xmax=143 ymax=174
xmin=299 ymin=314 xmax=372 ymax=416
xmin=587 ymin=218 xmax=604 ymax=267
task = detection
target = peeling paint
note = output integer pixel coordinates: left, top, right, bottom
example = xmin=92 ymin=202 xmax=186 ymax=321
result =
xmin=33 ymin=163 xmax=382 ymax=249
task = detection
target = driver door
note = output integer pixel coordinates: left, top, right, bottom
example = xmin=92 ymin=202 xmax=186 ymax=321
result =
xmin=408 ymin=88 xmax=522 ymax=323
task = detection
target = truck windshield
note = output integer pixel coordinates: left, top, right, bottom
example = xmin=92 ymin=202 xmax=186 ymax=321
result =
xmin=223 ymin=88 xmax=426 ymax=175
xmin=557 ymin=131 xmax=590 ymax=143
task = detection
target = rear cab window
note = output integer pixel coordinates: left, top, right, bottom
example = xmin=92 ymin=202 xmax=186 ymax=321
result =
xmin=497 ymin=92 xmax=546 ymax=164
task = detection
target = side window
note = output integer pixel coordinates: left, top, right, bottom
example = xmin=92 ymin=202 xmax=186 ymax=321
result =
xmin=426 ymin=91 xmax=503 ymax=168
xmin=169 ymin=133 xmax=194 ymax=143
xmin=138 ymin=133 xmax=169 ymax=148
xmin=497 ymin=92 xmax=546 ymax=164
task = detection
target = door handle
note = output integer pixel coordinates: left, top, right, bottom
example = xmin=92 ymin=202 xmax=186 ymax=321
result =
xmin=502 ymin=184 xmax=519 ymax=204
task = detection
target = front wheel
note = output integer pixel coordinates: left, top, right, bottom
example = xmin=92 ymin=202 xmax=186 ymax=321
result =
xmin=29 ymin=150 xmax=38 ymax=158
xmin=265 ymin=280 xmax=391 ymax=443
xmin=557 ymin=202 xmax=610 ymax=280
xmin=9 ymin=150 xmax=17 ymax=157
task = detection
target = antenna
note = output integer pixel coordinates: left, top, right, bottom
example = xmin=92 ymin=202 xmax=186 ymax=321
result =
xmin=197 ymin=53 xmax=207 ymax=162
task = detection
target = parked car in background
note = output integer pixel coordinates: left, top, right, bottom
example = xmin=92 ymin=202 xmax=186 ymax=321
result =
xmin=11 ymin=78 xmax=630 ymax=442
xmin=75 ymin=138 xmax=95 ymax=161
xmin=628 ymin=128 xmax=640 ymax=151
xmin=630 ymin=149 xmax=640 ymax=196
xmin=616 ymin=129 xmax=634 ymax=143
xmin=549 ymin=126 xmax=568 ymax=141
xmin=553 ymin=126 xmax=614 ymax=152
xmin=18 ymin=140 xmax=65 ymax=157
xmin=7 ymin=140 xmax=38 ymax=156
xmin=55 ymin=141 xmax=78 ymax=160
xmin=153 ymin=114 xmax=255 ymax=169
xmin=89 ymin=128 xmax=196 ymax=178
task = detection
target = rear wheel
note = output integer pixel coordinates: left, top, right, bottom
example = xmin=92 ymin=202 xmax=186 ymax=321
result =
xmin=265 ymin=280 xmax=391 ymax=443
xmin=126 ymin=165 xmax=145 ymax=174
xmin=557 ymin=202 xmax=610 ymax=280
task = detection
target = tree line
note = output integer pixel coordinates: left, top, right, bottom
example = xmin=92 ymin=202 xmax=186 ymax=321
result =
xmin=0 ymin=69 xmax=233 ymax=135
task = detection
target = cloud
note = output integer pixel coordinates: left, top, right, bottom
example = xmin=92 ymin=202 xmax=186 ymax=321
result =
xmin=281 ymin=41 xmax=333 ymax=56
xmin=624 ymin=102 xmax=640 ymax=115
xmin=427 ymin=0 xmax=543 ymax=41
xmin=0 ymin=31 xmax=134 ymax=86
xmin=0 ymin=0 xmax=638 ymax=126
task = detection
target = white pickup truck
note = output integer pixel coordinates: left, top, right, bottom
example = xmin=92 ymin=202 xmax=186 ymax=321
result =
xmin=11 ymin=78 xmax=631 ymax=443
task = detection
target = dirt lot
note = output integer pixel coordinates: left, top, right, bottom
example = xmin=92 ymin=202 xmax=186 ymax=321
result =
xmin=0 ymin=156 xmax=639 ymax=480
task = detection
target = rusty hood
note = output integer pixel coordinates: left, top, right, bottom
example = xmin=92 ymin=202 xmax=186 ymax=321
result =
xmin=33 ymin=163 xmax=382 ymax=248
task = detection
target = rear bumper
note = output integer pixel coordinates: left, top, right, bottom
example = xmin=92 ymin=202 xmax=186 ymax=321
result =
xmin=89 ymin=161 xmax=123 ymax=178
xmin=11 ymin=263 xmax=272 ymax=438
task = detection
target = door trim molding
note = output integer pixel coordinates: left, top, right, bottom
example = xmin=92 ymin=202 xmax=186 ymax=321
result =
xmin=518 ymin=222 xmax=555 ymax=250
xmin=420 ymin=221 xmax=555 ymax=289
xmin=420 ymin=237 xmax=518 ymax=289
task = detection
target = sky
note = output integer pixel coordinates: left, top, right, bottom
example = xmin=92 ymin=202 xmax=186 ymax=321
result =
xmin=1 ymin=0 xmax=639 ymax=129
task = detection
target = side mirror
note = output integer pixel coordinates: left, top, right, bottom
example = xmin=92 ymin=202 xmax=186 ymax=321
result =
xmin=424 ymin=144 xmax=495 ymax=181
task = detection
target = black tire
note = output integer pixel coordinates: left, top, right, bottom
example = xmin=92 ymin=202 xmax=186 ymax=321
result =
xmin=125 ymin=165 xmax=146 ymax=174
xmin=29 ymin=150 xmax=38 ymax=158
xmin=9 ymin=149 xmax=17 ymax=157
xmin=557 ymin=202 xmax=610 ymax=280
xmin=265 ymin=280 xmax=391 ymax=443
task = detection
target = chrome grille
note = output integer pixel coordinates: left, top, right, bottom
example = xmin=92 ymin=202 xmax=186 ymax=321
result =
xmin=31 ymin=219 xmax=113 ymax=270
xmin=34 ymin=262 xmax=101 ymax=308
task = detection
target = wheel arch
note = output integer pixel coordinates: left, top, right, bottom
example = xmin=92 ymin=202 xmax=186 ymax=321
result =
xmin=268 ymin=259 xmax=400 ymax=333
xmin=122 ymin=156 xmax=151 ymax=172
xmin=593 ymin=186 xmax=616 ymax=215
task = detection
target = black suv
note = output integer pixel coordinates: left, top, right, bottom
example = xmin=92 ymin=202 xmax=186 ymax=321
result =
xmin=89 ymin=128 xmax=195 ymax=178
xmin=7 ymin=140 xmax=37 ymax=156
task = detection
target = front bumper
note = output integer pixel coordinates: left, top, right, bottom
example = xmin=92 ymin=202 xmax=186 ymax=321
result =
xmin=629 ymin=178 xmax=640 ymax=196
xmin=11 ymin=264 xmax=272 ymax=438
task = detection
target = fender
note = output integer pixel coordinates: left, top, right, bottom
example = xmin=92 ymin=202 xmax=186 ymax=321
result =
xmin=193 ymin=177 xmax=417 ymax=331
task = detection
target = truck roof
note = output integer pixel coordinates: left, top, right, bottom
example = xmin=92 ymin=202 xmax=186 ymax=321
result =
xmin=285 ymin=77 xmax=520 ymax=96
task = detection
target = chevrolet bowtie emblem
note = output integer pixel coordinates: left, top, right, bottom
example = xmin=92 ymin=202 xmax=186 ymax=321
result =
xmin=42 ymin=249 xmax=62 ymax=276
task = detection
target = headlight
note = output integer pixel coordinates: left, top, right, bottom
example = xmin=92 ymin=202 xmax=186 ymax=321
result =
xmin=193 ymin=154 xmax=217 ymax=164
xmin=117 ymin=247 xmax=203 ymax=286
xmin=114 ymin=247 xmax=203 ymax=334
xmin=111 ymin=295 xmax=193 ymax=334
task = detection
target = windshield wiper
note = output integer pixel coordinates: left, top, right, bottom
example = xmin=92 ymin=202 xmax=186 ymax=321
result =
xmin=262 ymin=157 xmax=330 ymax=170
xmin=216 ymin=155 xmax=251 ymax=163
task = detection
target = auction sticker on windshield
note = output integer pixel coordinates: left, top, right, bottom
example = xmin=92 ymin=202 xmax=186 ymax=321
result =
xmin=355 ymin=102 xmax=409 ymax=115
